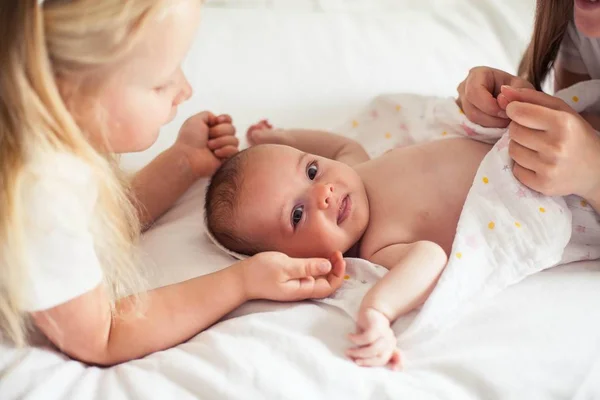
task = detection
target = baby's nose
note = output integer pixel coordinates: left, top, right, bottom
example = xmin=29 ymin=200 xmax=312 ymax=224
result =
xmin=313 ymin=183 xmax=334 ymax=210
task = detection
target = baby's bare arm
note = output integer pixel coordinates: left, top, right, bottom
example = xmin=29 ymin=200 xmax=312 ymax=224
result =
xmin=249 ymin=124 xmax=369 ymax=166
xmin=346 ymin=241 xmax=446 ymax=369
xmin=362 ymin=241 xmax=447 ymax=321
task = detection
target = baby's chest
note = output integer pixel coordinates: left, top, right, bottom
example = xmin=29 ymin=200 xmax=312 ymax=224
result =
xmin=360 ymin=186 xmax=464 ymax=259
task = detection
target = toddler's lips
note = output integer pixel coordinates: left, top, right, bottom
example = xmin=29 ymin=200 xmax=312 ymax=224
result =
xmin=337 ymin=195 xmax=351 ymax=225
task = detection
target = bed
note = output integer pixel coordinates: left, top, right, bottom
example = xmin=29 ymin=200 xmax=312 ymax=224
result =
xmin=2 ymin=1 xmax=600 ymax=399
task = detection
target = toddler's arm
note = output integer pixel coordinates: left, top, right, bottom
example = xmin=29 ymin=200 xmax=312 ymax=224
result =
xmin=32 ymin=252 xmax=345 ymax=366
xmin=248 ymin=120 xmax=369 ymax=166
xmin=346 ymin=241 xmax=447 ymax=369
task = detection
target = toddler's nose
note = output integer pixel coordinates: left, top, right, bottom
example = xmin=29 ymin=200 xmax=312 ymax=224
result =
xmin=313 ymin=183 xmax=334 ymax=210
xmin=173 ymin=70 xmax=193 ymax=107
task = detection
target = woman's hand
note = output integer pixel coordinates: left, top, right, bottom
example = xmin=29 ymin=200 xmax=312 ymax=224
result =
xmin=499 ymin=85 xmax=600 ymax=199
xmin=456 ymin=66 xmax=534 ymax=128
xmin=239 ymin=251 xmax=346 ymax=301
xmin=174 ymin=111 xmax=239 ymax=178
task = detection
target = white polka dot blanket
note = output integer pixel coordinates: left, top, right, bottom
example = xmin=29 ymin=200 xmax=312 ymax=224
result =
xmin=319 ymin=80 xmax=600 ymax=345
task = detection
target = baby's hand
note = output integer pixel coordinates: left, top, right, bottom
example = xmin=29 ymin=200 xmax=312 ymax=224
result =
xmin=247 ymin=119 xmax=286 ymax=146
xmin=347 ymin=307 xmax=402 ymax=371
xmin=175 ymin=112 xmax=239 ymax=178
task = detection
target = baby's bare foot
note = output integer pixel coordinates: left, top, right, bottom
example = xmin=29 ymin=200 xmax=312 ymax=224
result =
xmin=247 ymin=119 xmax=278 ymax=146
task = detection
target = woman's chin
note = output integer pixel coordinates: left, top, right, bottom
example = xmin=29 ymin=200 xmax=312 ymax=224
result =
xmin=574 ymin=10 xmax=600 ymax=37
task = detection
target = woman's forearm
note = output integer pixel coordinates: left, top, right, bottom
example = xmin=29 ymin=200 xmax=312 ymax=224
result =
xmin=131 ymin=146 xmax=197 ymax=229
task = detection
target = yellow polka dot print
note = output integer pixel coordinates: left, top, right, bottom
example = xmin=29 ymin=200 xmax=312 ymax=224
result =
xmin=515 ymin=222 xmax=521 ymax=228
xmin=488 ymin=221 xmax=495 ymax=230
xmin=344 ymin=275 xmax=350 ymax=280
xmin=456 ymin=252 xmax=462 ymax=259
xmin=385 ymin=132 xmax=392 ymax=139
xmin=581 ymin=200 xmax=588 ymax=207
xmin=442 ymin=131 xmax=448 ymax=136
xmin=395 ymin=105 xmax=402 ymax=112
xmin=572 ymin=96 xmax=579 ymax=103
xmin=539 ymin=207 xmax=546 ymax=213
xmin=352 ymin=120 xmax=359 ymax=128
xmin=482 ymin=176 xmax=489 ymax=184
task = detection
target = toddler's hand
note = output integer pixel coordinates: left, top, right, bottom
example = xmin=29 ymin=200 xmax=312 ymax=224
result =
xmin=175 ymin=111 xmax=239 ymax=178
xmin=240 ymin=251 xmax=346 ymax=302
xmin=207 ymin=114 xmax=239 ymax=159
xmin=347 ymin=307 xmax=402 ymax=371
xmin=247 ymin=119 xmax=286 ymax=146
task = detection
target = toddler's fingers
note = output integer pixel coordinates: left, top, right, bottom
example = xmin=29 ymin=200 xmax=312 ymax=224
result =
xmin=298 ymin=276 xmax=316 ymax=289
xmin=330 ymin=251 xmax=343 ymax=266
xmin=216 ymin=114 xmax=233 ymax=124
xmin=310 ymin=273 xmax=344 ymax=299
xmin=214 ymin=145 xmax=239 ymax=159
xmin=210 ymin=123 xmax=236 ymax=138
xmin=346 ymin=336 xmax=388 ymax=359
xmin=327 ymin=253 xmax=346 ymax=290
xmin=208 ymin=136 xmax=239 ymax=150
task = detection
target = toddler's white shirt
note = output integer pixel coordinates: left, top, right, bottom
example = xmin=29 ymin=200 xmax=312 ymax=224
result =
xmin=17 ymin=153 xmax=103 ymax=312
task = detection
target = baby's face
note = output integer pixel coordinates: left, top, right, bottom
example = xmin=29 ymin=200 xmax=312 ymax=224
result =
xmin=235 ymin=145 xmax=369 ymax=258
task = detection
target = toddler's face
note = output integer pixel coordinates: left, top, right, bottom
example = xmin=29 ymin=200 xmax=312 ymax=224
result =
xmin=235 ymin=145 xmax=369 ymax=258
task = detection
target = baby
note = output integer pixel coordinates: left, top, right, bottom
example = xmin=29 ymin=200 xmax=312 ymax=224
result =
xmin=205 ymin=119 xmax=493 ymax=370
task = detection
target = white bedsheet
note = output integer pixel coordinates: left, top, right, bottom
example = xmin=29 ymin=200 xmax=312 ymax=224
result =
xmin=3 ymin=1 xmax=600 ymax=399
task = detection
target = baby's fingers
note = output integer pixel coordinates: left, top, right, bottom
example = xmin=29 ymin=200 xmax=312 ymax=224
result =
xmin=348 ymin=326 xmax=380 ymax=347
xmin=208 ymin=135 xmax=239 ymax=150
xmin=346 ymin=336 xmax=388 ymax=359
xmin=353 ymin=352 xmax=392 ymax=368
xmin=387 ymin=349 xmax=402 ymax=371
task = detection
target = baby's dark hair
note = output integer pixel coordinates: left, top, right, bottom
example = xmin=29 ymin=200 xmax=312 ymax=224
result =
xmin=205 ymin=148 xmax=262 ymax=256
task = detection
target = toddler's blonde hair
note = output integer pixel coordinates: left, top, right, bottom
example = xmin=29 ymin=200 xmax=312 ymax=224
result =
xmin=0 ymin=0 xmax=174 ymax=346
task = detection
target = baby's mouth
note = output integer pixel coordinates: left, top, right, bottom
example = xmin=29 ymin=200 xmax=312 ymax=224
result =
xmin=337 ymin=195 xmax=351 ymax=225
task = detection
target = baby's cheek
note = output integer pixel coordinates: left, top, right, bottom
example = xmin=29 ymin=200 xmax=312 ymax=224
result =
xmin=313 ymin=227 xmax=345 ymax=255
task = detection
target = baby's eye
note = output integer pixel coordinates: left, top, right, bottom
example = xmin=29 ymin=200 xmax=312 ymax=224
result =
xmin=291 ymin=206 xmax=304 ymax=228
xmin=306 ymin=162 xmax=318 ymax=180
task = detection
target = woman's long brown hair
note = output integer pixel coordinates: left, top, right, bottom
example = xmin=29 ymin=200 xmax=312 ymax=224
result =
xmin=518 ymin=0 xmax=574 ymax=90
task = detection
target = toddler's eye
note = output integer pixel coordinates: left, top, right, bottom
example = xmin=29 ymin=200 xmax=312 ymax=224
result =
xmin=154 ymin=80 xmax=174 ymax=93
xmin=291 ymin=206 xmax=304 ymax=228
xmin=306 ymin=162 xmax=318 ymax=180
